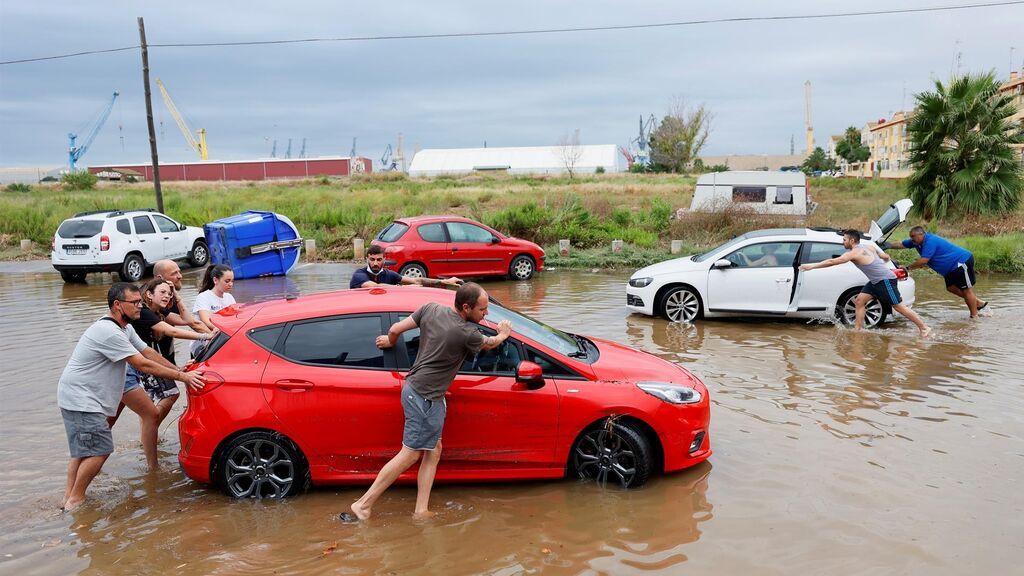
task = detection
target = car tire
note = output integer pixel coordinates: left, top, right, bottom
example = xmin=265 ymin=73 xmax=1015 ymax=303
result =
xmin=118 ymin=254 xmax=145 ymax=283
xmin=658 ymin=286 xmax=702 ymax=323
xmin=570 ymin=420 xmax=652 ymax=489
xmin=508 ymin=255 xmax=535 ymax=281
xmin=188 ymin=240 xmax=209 ymax=267
xmin=59 ymin=270 xmax=87 ymax=283
xmin=214 ymin=431 xmax=309 ymax=499
xmin=400 ymin=262 xmax=427 ymax=278
xmin=836 ymin=289 xmax=886 ymax=329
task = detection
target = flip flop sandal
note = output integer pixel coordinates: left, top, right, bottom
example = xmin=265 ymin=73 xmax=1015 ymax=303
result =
xmin=338 ymin=512 xmax=360 ymax=523
xmin=977 ymin=301 xmax=988 ymax=311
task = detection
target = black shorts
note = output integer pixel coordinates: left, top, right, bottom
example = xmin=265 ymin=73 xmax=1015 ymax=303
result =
xmin=860 ymin=278 xmax=902 ymax=307
xmin=943 ymin=256 xmax=976 ymax=290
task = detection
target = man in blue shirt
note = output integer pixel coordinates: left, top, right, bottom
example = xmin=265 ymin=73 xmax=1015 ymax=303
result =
xmin=350 ymin=245 xmax=462 ymax=289
xmin=884 ymin=226 xmax=987 ymax=318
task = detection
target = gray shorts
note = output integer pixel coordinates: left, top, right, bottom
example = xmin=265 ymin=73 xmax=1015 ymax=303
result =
xmin=61 ymin=408 xmax=114 ymax=458
xmin=401 ymin=383 xmax=446 ymax=451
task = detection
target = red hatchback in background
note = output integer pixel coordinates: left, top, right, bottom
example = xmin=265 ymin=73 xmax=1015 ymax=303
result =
xmin=179 ymin=287 xmax=711 ymax=499
xmin=372 ymin=216 xmax=546 ymax=280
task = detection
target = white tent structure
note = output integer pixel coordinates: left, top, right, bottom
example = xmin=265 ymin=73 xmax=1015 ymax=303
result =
xmin=408 ymin=145 xmax=626 ymax=177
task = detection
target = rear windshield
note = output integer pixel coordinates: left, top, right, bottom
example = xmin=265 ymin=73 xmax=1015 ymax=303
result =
xmin=57 ymin=220 xmax=103 ymax=238
xmin=192 ymin=332 xmax=229 ymax=363
xmin=376 ymin=222 xmax=409 ymax=242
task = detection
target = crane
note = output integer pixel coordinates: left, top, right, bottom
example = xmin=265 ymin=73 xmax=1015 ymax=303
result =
xmin=155 ymin=78 xmax=209 ymax=160
xmin=628 ymin=114 xmax=657 ymax=167
xmin=805 ymin=80 xmax=814 ymax=154
xmin=68 ymin=91 xmax=119 ymax=171
xmin=380 ymin=144 xmax=394 ymax=170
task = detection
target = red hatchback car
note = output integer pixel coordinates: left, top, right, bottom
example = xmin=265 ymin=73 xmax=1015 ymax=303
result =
xmin=179 ymin=287 xmax=711 ymax=498
xmin=372 ymin=216 xmax=546 ymax=280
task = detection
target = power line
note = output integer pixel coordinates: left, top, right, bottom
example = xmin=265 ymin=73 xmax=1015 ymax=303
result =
xmin=3 ymin=1 xmax=1022 ymax=65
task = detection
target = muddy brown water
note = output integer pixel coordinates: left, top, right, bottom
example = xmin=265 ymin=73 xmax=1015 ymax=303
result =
xmin=0 ymin=261 xmax=1022 ymax=575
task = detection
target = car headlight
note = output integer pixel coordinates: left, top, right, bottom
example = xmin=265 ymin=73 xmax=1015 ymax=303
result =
xmin=629 ymin=277 xmax=653 ymax=288
xmin=636 ymin=381 xmax=702 ymax=404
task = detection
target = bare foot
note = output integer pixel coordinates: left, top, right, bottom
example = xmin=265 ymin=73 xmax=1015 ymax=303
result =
xmin=350 ymin=501 xmax=371 ymax=521
xmin=412 ymin=510 xmax=436 ymax=520
xmin=63 ymin=497 xmax=85 ymax=512
xmin=920 ymin=326 xmax=932 ymax=339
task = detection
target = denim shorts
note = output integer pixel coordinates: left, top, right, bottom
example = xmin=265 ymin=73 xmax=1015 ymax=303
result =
xmin=401 ymin=383 xmax=446 ymax=451
xmin=61 ymin=408 xmax=114 ymax=458
xmin=123 ymin=365 xmax=142 ymax=393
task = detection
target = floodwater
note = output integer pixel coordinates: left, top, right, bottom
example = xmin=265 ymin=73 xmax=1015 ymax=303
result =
xmin=1 ymin=261 xmax=1022 ymax=575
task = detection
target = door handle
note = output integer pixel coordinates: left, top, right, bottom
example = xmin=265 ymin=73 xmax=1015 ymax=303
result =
xmin=275 ymin=379 xmax=314 ymax=391
xmin=451 ymin=247 xmax=459 ymax=252
xmin=163 ymin=236 xmax=169 ymax=240
xmin=776 ymin=278 xmax=792 ymax=283
xmin=139 ymin=239 xmax=146 ymax=242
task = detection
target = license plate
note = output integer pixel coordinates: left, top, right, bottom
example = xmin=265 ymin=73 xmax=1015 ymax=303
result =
xmin=63 ymin=244 xmax=88 ymax=255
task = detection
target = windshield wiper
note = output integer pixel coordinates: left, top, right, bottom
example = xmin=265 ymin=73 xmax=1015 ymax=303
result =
xmin=567 ymin=333 xmax=589 ymax=358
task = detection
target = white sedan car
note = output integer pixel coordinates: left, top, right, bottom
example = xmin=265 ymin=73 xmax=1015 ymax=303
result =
xmin=627 ymin=200 xmax=916 ymax=328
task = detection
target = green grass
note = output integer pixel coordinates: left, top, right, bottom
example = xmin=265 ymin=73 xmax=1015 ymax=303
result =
xmin=1 ymin=173 xmax=1020 ymax=272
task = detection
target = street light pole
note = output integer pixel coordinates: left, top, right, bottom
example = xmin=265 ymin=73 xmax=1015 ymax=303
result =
xmin=138 ymin=16 xmax=163 ymax=213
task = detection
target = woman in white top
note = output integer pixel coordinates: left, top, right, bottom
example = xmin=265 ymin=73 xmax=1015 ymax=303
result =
xmin=191 ymin=264 xmax=236 ymax=355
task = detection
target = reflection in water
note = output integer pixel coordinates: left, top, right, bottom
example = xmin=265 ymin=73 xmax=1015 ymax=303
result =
xmin=1 ymin=262 xmax=1022 ymax=574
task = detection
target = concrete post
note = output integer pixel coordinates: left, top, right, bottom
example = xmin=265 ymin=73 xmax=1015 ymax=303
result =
xmin=20 ymin=239 xmax=33 ymax=252
xmin=304 ymin=239 xmax=317 ymax=261
xmin=670 ymin=240 xmax=683 ymax=254
xmin=353 ymin=238 xmax=365 ymax=260
xmin=611 ymin=239 xmax=623 ymax=253
xmin=558 ymin=239 xmax=571 ymax=257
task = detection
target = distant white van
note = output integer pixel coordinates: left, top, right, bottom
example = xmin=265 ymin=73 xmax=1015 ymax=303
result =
xmin=689 ymin=171 xmax=814 ymax=216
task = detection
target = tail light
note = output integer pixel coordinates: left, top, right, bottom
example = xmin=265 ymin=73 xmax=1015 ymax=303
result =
xmin=187 ymin=369 xmax=225 ymax=396
xmin=384 ymin=245 xmax=403 ymax=254
xmin=51 ymin=236 xmax=56 ymax=251
xmin=894 ymin=268 xmax=908 ymax=280
xmin=100 ymin=235 xmax=110 ymax=251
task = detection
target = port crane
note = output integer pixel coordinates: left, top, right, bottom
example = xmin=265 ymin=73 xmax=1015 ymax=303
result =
xmin=627 ymin=114 xmax=657 ymax=167
xmin=68 ymin=91 xmax=119 ymax=171
xmin=155 ymin=78 xmax=209 ymax=160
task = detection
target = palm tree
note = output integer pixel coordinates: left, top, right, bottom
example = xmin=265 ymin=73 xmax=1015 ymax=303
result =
xmin=906 ymin=71 xmax=1024 ymax=219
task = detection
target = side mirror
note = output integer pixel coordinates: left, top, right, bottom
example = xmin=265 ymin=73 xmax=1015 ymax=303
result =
xmin=515 ymin=360 xmax=544 ymax=389
xmin=179 ymin=224 xmax=187 ymax=231
xmin=712 ymin=259 xmax=733 ymax=269
xmin=490 ymin=236 xmax=501 ymax=244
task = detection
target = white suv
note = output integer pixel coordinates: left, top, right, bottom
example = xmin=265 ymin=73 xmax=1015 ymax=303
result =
xmin=51 ymin=209 xmax=208 ymax=283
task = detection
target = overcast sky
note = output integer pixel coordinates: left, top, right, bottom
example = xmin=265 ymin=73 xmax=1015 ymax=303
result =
xmin=0 ymin=1 xmax=1021 ymax=169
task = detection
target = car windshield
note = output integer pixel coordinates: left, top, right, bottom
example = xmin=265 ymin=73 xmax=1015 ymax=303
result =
xmin=57 ymin=219 xmax=103 ymax=239
xmin=694 ymin=235 xmax=749 ymax=262
xmin=484 ymin=300 xmax=582 ymax=359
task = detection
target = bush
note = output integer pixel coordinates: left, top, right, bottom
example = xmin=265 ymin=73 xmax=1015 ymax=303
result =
xmin=40 ymin=175 xmax=58 ymax=182
xmin=5 ymin=183 xmax=31 ymax=193
xmin=595 ymin=166 xmax=606 ymax=174
xmin=61 ymin=171 xmax=98 ymax=190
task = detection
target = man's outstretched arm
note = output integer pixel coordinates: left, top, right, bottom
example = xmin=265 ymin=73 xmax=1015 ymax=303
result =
xmin=800 ymin=251 xmax=855 ymax=271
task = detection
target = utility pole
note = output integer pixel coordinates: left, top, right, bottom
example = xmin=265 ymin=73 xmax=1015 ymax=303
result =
xmin=138 ymin=17 xmax=163 ymax=213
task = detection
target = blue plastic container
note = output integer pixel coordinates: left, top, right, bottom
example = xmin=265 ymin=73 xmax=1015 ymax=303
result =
xmin=204 ymin=211 xmax=302 ymax=279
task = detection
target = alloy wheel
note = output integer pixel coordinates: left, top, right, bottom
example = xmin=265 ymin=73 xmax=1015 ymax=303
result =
xmin=573 ymin=428 xmax=638 ymax=489
xmin=511 ymin=257 xmax=533 ymax=280
xmin=225 ymin=438 xmax=295 ymax=498
xmin=664 ymin=288 xmax=700 ymax=323
xmin=842 ymin=296 xmax=883 ymax=328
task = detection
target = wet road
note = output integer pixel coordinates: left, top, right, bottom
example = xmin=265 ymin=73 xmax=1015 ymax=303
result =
xmin=1 ymin=261 xmax=1022 ymax=575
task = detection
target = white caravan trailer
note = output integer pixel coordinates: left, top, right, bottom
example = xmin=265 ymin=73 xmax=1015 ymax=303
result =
xmin=689 ymin=171 xmax=814 ymax=216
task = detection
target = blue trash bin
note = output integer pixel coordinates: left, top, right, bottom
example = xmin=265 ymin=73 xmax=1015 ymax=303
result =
xmin=204 ymin=211 xmax=302 ymax=279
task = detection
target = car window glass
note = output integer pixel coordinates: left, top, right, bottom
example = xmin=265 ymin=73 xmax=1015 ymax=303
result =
xmin=133 ymin=215 xmax=156 ymax=234
xmin=726 ymin=242 xmax=799 ymax=268
xmin=153 ymin=214 xmax=179 ymax=233
xmin=116 ymin=218 xmax=131 ymax=234
xmin=417 ymin=223 xmax=446 ymax=243
xmin=461 ymin=326 xmax=520 ymax=374
xmin=774 ymin=187 xmax=793 ymax=204
xmin=526 ymin=346 xmax=578 ymax=378
xmin=249 ymin=325 xmax=284 ymax=351
xmin=447 ymin=222 xmax=494 ymax=243
xmin=732 ymin=186 xmax=766 ymax=203
xmin=282 ymin=316 xmax=384 ymax=368
xmin=377 ymin=223 xmax=409 ymax=242
xmin=57 ymin=219 xmax=103 ymax=238
xmin=801 ymin=242 xmax=845 ymax=265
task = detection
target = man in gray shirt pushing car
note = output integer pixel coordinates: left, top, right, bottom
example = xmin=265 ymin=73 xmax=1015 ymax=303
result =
xmin=57 ymin=282 xmax=206 ymax=511
xmin=346 ymin=282 xmax=512 ymax=521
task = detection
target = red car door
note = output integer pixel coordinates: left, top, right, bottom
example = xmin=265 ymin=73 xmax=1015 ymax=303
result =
xmin=261 ymin=314 xmax=405 ymax=474
xmin=445 ymin=221 xmax=505 ymax=277
xmin=398 ymin=321 xmax=560 ymax=473
xmin=410 ymin=222 xmax=451 ymax=277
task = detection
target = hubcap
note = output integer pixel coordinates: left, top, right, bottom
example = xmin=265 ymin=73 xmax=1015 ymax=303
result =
xmin=402 ymin=266 xmax=425 ymax=278
xmin=194 ymin=245 xmax=208 ymax=263
xmin=843 ymin=297 xmax=883 ymax=327
xmin=127 ymin=260 xmax=142 ymax=280
xmin=665 ymin=289 xmax=699 ymax=323
xmin=225 ymin=438 xmax=295 ymax=498
xmin=513 ymin=259 xmax=532 ymax=279
xmin=573 ymin=429 xmax=637 ymax=489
